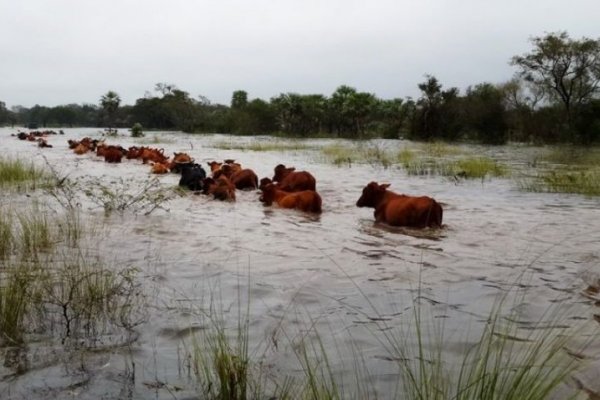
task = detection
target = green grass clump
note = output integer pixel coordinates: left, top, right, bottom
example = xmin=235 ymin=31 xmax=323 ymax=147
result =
xmin=402 ymin=156 xmax=507 ymax=179
xmin=0 ymin=210 xmax=13 ymax=259
xmin=17 ymin=210 xmax=52 ymax=258
xmin=454 ymin=157 xmax=508 ymax=179
xmin=191 ymin=324 xmax=250 ymax=400
xmin=0 ymin=157 xmax=49 ymax=190
xmin=520 ymin=167 xmax=600 ymax=196
xmin=0 ymin=264 xmax=36 ymax=345
xmin=397 ymin=147 xmax=416 ymax=165
xmin=321 ymin=143 xmax=355 ymax=166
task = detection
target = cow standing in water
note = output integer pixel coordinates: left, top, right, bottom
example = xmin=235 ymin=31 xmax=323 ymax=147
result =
xmin=356 ymin=182 xmax=443 ymax=228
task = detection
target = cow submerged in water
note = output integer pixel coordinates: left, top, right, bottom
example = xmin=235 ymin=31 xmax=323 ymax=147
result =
xmin=259 ymin=183 xmax=322 ymax=214
xmin=356 ymin=182 xmax=443 ymax=228
xmin=272 ymin=164 xmax=316 ymax=192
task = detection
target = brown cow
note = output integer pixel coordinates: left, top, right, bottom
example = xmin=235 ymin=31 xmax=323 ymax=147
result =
xmin=356 ymin=182 xmax=443 ymax=228
xmin=173 ymin=152 xmax=193 ymax=164
xmin=260 ymin=183 xmax=322 ymax=214
xmin=126 ymin=146 xmax=143 ymax=159
xmin=151 ymin=162 xmax=170 ymax=174
xmin=140 ymin=148 xmax=168 ymax=164
xmin=37 ymin=138 xmax=53 ymax=148
xmin=104 ymin=146 xmax=124 ymax=163
xmin=272 ymin=164 xmax=316 ymax=192
xmin=73 ymin=143 xmax=89 ymax=155
xmin=231 ymin=169 xmax=259 ymax=190
xmin=259 ymin=177 xmax=272 ymax=191
xmin=224 ymin=160 xmax=242 ymax=174
xmin=207 ymin=161 xmax=223 ymax=174
xmin=202 ymin=176 xmax=236 ymax=201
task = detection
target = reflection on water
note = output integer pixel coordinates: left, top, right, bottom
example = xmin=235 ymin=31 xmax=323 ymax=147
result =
xmin=2 ymin=128 xmax=600 ymax=399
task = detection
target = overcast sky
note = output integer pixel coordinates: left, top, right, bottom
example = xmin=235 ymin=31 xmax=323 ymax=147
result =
xmin=1 ymin=0 xmax=599 ymax=108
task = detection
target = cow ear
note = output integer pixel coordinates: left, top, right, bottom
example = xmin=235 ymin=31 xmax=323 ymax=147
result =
xmin=289 ymin=167 xmax=296 ymax=172
xmin=380 ymin=183 xmax=391 ymax=190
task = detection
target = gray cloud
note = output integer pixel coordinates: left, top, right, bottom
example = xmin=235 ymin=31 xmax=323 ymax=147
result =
xmin=1 ymin=0 xmax=599 ymax=108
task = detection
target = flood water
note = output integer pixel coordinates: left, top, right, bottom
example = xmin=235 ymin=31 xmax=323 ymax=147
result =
xmin=2 ymin=127 xmax=600 ymax=399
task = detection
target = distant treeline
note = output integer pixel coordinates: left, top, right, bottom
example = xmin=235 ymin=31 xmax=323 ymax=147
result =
xmin=1 ymin=32 xmax=599 ymax=144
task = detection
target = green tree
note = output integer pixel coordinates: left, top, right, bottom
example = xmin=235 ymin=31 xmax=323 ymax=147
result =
xmin=411 ymin=75 xmax=462 ymax=140
xmin=511 ymin=31 xmax=600 ymax=140
xmin=231 ymin=90 xmax=248 ymax=109
xmin=163 ymin=89 xmax=197 ymax=132
xmin=463 ymin=83 xmax=508 ymax=144
xmin=0 ymin=101 xmax=9 ymax=126
xmin=329 ymin=85 xmax=377 ymax=137
xmin=100 ymin=90 xmax=121 ymax=129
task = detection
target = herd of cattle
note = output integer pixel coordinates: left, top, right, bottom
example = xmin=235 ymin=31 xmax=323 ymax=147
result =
xmin=17 ymin=133 xmax=444 ymax=228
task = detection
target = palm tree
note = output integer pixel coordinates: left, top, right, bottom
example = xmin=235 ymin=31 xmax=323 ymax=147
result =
xmin=100 ymin=90 xmax=121 ymax=130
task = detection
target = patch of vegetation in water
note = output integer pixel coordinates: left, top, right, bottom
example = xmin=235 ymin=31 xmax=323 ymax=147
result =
xmin=177 ymin=277 xmax=593 ymax=400
xmin=319 ymin=143 xmax=394 ymax=168
xmin=209 ymin=139 xmax=314 ymax=152
xmin=0 ymin=157 xmax=51 ymax=190
xmin=540 ymin=146 xmax=600 ymax=167
xmin=402 ymin=156 xmax=508 ymax=179
xmin=0 ymin=206 xmax=144 ymax=349
xmin=519 ymin=167 xmax=600 ymax=196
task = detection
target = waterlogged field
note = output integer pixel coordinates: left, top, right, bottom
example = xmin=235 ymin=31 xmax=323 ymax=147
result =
xmin=1 ymin=127 xmax=600 ymax=399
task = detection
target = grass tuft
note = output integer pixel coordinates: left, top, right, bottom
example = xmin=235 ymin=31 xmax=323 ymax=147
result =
xmin=0 ymin=263 xmax=35 ymax=345
xmin=0 ymin=157 xmax=50 ymax=190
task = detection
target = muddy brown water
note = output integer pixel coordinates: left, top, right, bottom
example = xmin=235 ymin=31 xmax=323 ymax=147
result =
xmin=1 ymin=128 xmax=600 ymax=399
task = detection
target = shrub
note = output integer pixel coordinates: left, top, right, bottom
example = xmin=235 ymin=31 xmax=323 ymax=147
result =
xmin=131 ymin=122 xmax=144 ymax=137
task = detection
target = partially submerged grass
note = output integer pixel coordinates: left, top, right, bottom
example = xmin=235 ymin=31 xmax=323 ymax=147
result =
xmin=402 ymin=156 xmax=508 ymax=179
xmin=36 ymin=256 xmax=144 ymax=342
xmin=388 ymin=294 xmax=584 ymax=400
xmin=210 ymin=139 xmax=313 ymax=152
xmin=454 ymin=157 xmax=508 ymax=179
xmin=0 ymin=157 xmax=50 ymax=190
xmin=420 ymin=141 xmax=463 ymax=157
xmin=0 ymin=205 xmax=144 ymax=349
xmin=16 ymin=208 xmax=52 ymax=258
xmin=540 ymin=146 xmax=600 ymax=167
xmin=0 ymin=263 xmax=35 ymax=345
xmin=320 ymin=143 xmax=394 ymax=168
xmin=519 ymin=167 xmax=600 ymax=196
xmin=134 ymin=134 xmax=176 ymax=145
xmin=178 ymin=280 xmax=591 ymax=400
xmin=0 ymin=205 xmax=84 ymax=260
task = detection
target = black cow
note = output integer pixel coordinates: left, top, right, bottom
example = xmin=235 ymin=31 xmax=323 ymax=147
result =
xmin=178 ymin=163 xmax=207 ymax=191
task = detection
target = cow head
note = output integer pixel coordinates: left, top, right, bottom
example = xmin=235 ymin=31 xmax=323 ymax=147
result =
xmin=356 ymin=182 xmax=390 ymax=208
xmin=259 ymin=177 xmax=272 ymax=191
xmin=208 ymin=161 xmax=222 ymax=173
xmin=259 ymin=183 xmax=276 ymax=206
xmin=173 ymin=152 xmax=193 ymax=164
xmin=273 ymin=164 xmax=295 ymax=182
